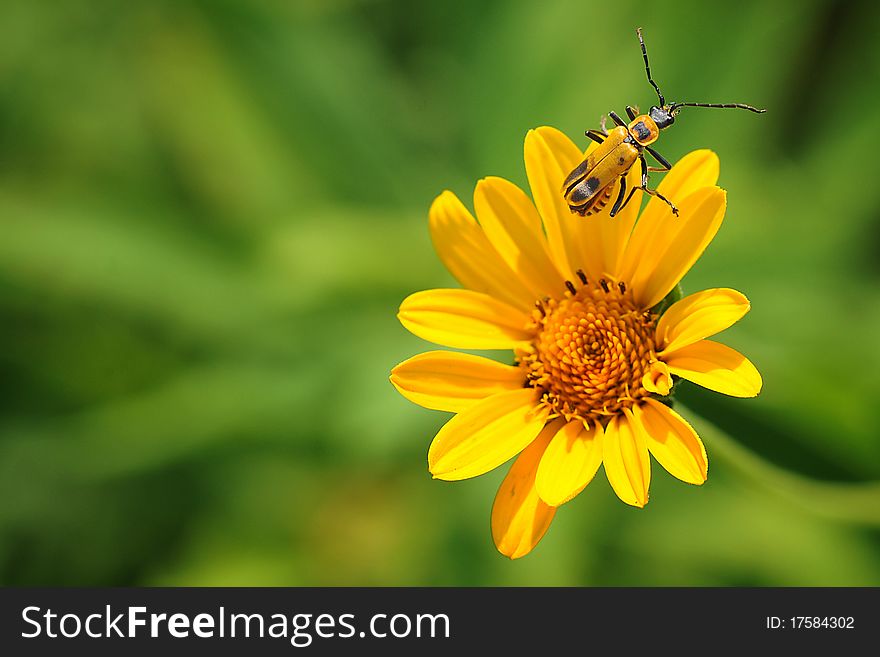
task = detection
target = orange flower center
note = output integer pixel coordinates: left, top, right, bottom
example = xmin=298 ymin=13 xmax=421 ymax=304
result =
xmin=516 ymin=277 xmax=658 ymax=424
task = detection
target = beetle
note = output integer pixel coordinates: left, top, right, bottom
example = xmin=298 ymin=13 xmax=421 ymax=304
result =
xmin=562 ymin=28 xmax=765 ymax=218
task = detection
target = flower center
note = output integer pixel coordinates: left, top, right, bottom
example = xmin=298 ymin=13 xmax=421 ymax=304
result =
xmin=516 ymin=276 xmax=658 ymax=424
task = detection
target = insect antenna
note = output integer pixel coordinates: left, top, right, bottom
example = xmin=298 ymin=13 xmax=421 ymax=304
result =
xmin=636 ymin=27 xmax=665 ymax=105
xmin=670 ymin=102 xmax=766 ymax=114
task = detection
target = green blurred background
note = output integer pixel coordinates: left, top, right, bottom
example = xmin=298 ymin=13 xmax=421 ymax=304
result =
xmin=2 ymin=0 xmax=879 ymax=586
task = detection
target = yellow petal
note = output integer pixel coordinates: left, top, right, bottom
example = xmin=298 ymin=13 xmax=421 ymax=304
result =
xmin=492 ymin=421 xmax=557 ymax=559
xmin=601 ymin=160 xmax=644 ymax=280
xmin=642 ymin=359 xmax=673 ymax=395
xmin=524 ymin=127 xmax=643 ymax=284
xmin=663 ymin=339 xmax=763 ymax=397
xmin=627 ymin=186 xmax=727 ymax=310
xmin=570 ymin=159 xmax=645 ymax=284
xmin=523 ymin=127 xmax=584 ymax=279
xmin=635 ymin=399 xmax=707 ymax=485
xmin=474 ymin=176 xmax=566 ymax=299
xmin=618 ymin=150 xmax=719 ymax=290
xmin=429 ymin=190 xmax=535 ymax=312
xmin=656 ymin=288 xmax=751 ymax=353
xmin=390 ymin=351 xmax=525 ymax=413
xmin=398 ymin=289 xmax=532 ymax=349
xmin=602 ymin=409 xmax=651 ymax=507
xmin=535 ymin=420 xmax=603 ymax=506
xmin=429 ymin=389 xmax=547 ymax=481
xmin=641 ymin=149 xmax=720 ymax=222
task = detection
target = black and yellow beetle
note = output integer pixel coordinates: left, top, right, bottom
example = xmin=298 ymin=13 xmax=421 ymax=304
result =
xmin=563 ymin=28 xmax=765 ymax=217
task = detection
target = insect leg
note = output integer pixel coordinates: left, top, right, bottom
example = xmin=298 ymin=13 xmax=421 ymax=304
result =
xmin=643 ymin=188 xmax=679 ymax=215
xmin=599 ymin=115 xmax=609 ymax=135
xmin=585 ymin=129 xmax=607 ymax=145
xmin=620 ymin=185 xmax=639 ymax=211
xmin=645 ymin=146 xmax=672 ymax=170
xmin=609 ymin=111 xmax=627 ymax=127
xmin=625 ymin=105 xmax=640 ymax=120
xmin=609 ymin=176 xmax=628 ymax=217
xmin=638 ymin=155 xmax=679 ymax=216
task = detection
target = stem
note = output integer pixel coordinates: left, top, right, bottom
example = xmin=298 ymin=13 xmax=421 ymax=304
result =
xmin=681 ymin=404 xmax=880 ymax=526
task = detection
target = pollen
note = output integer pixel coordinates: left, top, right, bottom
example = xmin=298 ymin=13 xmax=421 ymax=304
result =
xmin=517 ymin=278 xmax=658 ymax=423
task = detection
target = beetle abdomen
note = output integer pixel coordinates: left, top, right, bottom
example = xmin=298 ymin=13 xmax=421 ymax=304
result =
xmin=571 ymin=183 xmax=614 ymax=217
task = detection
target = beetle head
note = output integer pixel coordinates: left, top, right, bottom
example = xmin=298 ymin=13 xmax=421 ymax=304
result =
xmin=649 ymin=105 xmax=675 ymax=130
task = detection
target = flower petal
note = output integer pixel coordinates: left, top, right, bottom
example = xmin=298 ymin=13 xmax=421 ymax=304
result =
xmin=535 ymin=419 xmax=603 ymax=506
xmin=602 ymin=409 xmax=651 ymax=507
xmin=635 ymin=399 xmax=707 ymax=485
xmin=523 ymin=127 xmax=583 ymax=279
xmin=390 ymin=351 xmax=525 ymax=413
xmin=429 ymin=190 xmax=535 ymax=312
xmin=571 ymin=158 xmax=645 ymax=284
xmin=524 ymin=127 xmax=643 ymax=284
xmin=474 ymin=176 xmax=566 ymax=299
xmin=626 ymin=186 xmax=727 ymax=310
xmin=618 ymin=150 xmax=720 ymax=295
xmin=642 ymin=149 xmax=720 ymax=219
xmin=642 ymin=359 xmax=673 ymax=396
xmin=601 ymin=162 xmax=644 ymax=280
xmin=428 ymin=389 xmax=547 ymax=481
xmin=491 ymin=421 xmax=557 ymax=559
xmin=663 ymin=339 xmax=763 ymax=397
xmin=656 ymin=288 xmax=751 ymax=353
xmin=398 ymin=289 xmax=532 ymax=349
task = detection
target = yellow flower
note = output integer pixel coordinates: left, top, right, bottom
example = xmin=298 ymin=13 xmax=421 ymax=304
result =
xmin=391 ymin=127 xmax=762 ymax=559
